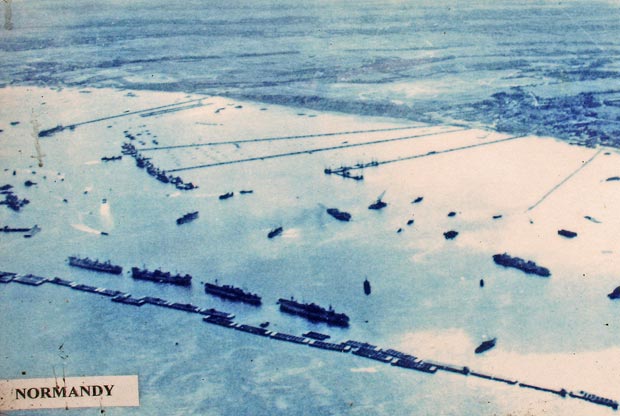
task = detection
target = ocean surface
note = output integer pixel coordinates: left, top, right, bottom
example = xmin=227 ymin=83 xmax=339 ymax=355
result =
xmin=1 ymin=1 xmax=620 ymax=415
xmin=2 ymin=0 xmax=620 ymax=145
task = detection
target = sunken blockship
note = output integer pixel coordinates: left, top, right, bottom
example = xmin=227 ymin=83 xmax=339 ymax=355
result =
xmin=204 ymin=282 xmax=262 ymax=306
xmin=68 ymin=256 xmax=123 ymax=275
xmin=2 ymin=270 xmax=619 ymax=412
xmin=492 ymin=253 xmax=551 ymax=277
xmin=277 ymin=298 xmax=350 ymax=327
xmin=131 ymin=267 xmax=192 ymax=286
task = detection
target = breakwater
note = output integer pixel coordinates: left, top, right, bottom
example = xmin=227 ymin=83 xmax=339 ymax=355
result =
xmin=1 ymin=270 xmax=617 ymax=412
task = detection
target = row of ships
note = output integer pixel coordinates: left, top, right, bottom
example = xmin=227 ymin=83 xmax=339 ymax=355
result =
xmin=67 ymin=256 xmax=350 ymax=327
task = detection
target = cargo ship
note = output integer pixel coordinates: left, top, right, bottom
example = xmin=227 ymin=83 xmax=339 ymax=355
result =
xmin=131 ymin=267 xmax=192 ymax=286
xmin=68 ymin=256 xmax=123 ymax=275
xmin=176 ymin=211 xmax=198 ymax=225
xmin=277 ymin=298 xmax=349 ymax=327
xmin=492 ymin=253 xmax=551 ymax=277
xmin=204 ymin=281 xmax=262 ymax=305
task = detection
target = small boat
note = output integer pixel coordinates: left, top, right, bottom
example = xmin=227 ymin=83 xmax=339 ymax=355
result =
xmin=608 ymin=286 xmax=620 ymax=300
xmin=363 ymin=278 xmax=371 ymax=295
xmin=368 ymin=191 xmax=387 ymax=210
xmin=219 ymin=192 xmax=234 ymax=200
xmin=557 ymin=229 xmax=577 ymax=238
xmin=475 ymin=338 xmax=496 ymax=354
xmin=268 ymin=227 xmax=283 ymax=239
xmin=326 ymin=208 xmax=351 ymax=222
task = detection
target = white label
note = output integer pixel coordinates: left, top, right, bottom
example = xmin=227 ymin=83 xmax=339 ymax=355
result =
xmin=0 ymin=375 xmax=139 ymax=411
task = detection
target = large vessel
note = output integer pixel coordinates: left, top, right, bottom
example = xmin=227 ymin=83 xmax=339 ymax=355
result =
xmin=277 ymin=298 xmax=349 ymax=327
xmin=131 ymin=267 xmax=192 ymax=286
xmin=68 ymin=256 xmax=123 ymax=275
xmin=204 ymin=281 xmax=262 ymax=305
xmin=492 ymin=253 xmax=551 ymax=277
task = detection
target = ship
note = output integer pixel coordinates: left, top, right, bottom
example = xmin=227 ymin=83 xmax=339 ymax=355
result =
xmin=475 ymin=338 xmax=496 ymax=354
xmin=277 ymin=298 xmax=350 ymax=327
xmin=557 ymin=229 xmax=578 ymax=238
xmin=268 ymin=227 xmax=283 ymax=239
xmin=368 ymin=191 xmax=387 ymax=210
xmin=131 ymin=267 xmax=192 ymax=286
xmin=608 ymin=286 xmax=620 ymax=300
xmin=363 ymin=278 xmax=371 ymax=295
xmin=443 ymin=230 xmax=459 ymax=240
xmin=219 ymin=192 xmax=234 ymax=200
xmin=326 ymin=208 xmax=351 ymax=222
xmin=492 ymin=253 xmax=551 ymax=277
xmin=176 ymin=211 xmax=198 ymax=225
xmin=67 ymin=256 xmax=123 ymax=275
xmin=204 ymin=281 xmax=262 ymax=305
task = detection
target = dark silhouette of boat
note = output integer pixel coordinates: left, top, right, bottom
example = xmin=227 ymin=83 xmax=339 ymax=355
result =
xmin=443 ymin=230 xmax=459 ymax=240
xmin=68 ymin=256 xmax=123 ymax=275
xmin=608 ymin=286 xmax=620 ymax=300
xmin=219 ymin=192 xmax=234 ymax=200
xmin=558 ymin=229 xmax=577 ymax=238
xmin=101 ymin=155 xmax=122 ymax=162
xmin=412 ymin=196 xmax=423 ymax=204
xmin=475 ymin=338 xmax=496 ymax=354
xmin=176 ymin=211 xmax=198 ymax=225
xmin=0 ymin=225 xmax=32 ymax=233
xmin=447 ymin=211 xmax=457 ymax=217
xmin=268 ymin=227 xmax=283 ymax=239
xmin=131 ymin=267 xmax=192 ymax=286
xmin=480 ymin=279 xmax=485 ymax=287
xmin=303 ymin=331 xmax=330 ymax=341
xmin=326 ymin=208 xmax=351 ymax=222
xmin=363 ymin=278 xmax=371 ymax=295
xmin=204 ymin=281 xmax=261 ymax=305
xmin=493 ymin=253 xmax=551 ymax=277
xmin=368 ymin=191 xmax=387 ymax=210
xmin=277 ymin=298 xmax=349 ymax=327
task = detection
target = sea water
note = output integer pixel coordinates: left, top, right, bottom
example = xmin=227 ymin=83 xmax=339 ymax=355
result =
xmin=1 ymin=1 xmax=620 ymax=415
